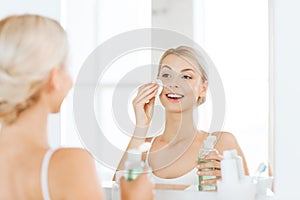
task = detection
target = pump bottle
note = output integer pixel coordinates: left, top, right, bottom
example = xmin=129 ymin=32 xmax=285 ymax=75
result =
xmin=112 ymin=143 xmax=150 ymax=200
xmin=125 ymin=149 xmax=145 ymax=181
xmin=125 ymin=142 xmax=151 ymax=181
xmin=198 ymin=134 xmax=219 ymax=191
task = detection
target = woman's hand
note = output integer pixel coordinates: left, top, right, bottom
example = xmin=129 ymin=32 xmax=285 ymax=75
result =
xmin=132 ymin=82 xmax=159 ymax=127
xmin=197 ymin=152 xmax=223 ymax=188
xmin=120 ymin=173 xmax=155 ymax=200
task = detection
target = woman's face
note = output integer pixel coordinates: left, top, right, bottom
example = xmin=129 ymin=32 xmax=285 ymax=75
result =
xmin=158 ymin=54 xmax=207 ymax=113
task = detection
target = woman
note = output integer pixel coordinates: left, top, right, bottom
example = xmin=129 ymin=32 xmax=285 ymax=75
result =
xmin=117 ymin=46 xmax=249 ymax=190
xmin=0 ymin=14 xmax=153 ymax=200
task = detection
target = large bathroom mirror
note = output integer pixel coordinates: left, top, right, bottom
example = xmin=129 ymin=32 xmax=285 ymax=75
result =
xmin=150 ymin=0 xmax=270 ymax=180
xmin=58 ymin=0 xmax=271 ymax=186
xmin=56 ymin=0 xmax=271 ymax=185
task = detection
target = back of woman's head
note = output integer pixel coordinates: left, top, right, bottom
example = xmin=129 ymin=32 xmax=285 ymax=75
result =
xmin=0 ymin=14 xmax=68 ymax=124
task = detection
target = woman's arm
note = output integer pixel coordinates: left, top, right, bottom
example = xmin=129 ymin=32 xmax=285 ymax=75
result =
xmin=114 ymin=83 xmax=159 ymax=177
xmin=114 ymin=126 xmax=151 ymax=178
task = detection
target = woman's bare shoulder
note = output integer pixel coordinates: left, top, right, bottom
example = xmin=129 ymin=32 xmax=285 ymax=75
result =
xmin=53 ymin=147 xmax=91 ymax=157
xmin=51 ymin=148 xmax=94 ymax=169
xmin=49 ymin=148 xmax=103 ymax=199
xmin=210 ymin=131 xmax=240 ymax=152
xmin=211 ymin=131 xmax=236 ymax=141
xmin=50 ymin=147 xmax=96 ymax=179
xmin=211 ymin=131 xmax=249 ymax=175
xmin=211 ymin=131 xmax=235 ymax=137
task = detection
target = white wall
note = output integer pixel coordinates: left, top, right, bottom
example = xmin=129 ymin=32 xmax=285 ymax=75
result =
xmin=0 ymin=0 xmax=62 ymax=147
xmin=273 ymin=0 xmax=300 ymax=199
xmin=152 ymin=0 xmax=193 ymax=39
xmin=0 ymin=0 xmax=60 ymax=21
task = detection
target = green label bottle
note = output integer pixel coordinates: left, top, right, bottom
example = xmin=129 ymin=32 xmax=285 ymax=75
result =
xmin=198 ymin=135 xmax=218 ymax=191
xmin=125 ymin=149 xmax=145 ymax=181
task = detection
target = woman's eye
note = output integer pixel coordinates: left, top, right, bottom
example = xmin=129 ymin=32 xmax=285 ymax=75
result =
xmin=162 ymin=73 xmax=171 ymax=78
xmin=182 ymin=75 xmax=192 ymax=79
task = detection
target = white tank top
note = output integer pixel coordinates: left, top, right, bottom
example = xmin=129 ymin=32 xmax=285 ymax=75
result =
xmin=144 ymin=137 xmax=199 ymax=185
xmin=41 ymin=149 xmax=57 ymax=200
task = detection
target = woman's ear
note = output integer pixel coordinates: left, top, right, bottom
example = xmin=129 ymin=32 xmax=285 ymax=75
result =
xmin=199 ymin=80 xmax=208 ymax=97
xmin=45 ymin=67 xmax=61 ymax=93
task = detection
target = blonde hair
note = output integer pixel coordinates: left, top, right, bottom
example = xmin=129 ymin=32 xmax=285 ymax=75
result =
xmin=0 ymin=14 xmax=68 ymax=124
xmin=158 ymin=46 xmax=209 ymax=105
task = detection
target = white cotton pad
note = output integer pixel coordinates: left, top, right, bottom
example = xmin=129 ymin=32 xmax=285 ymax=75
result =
xmin=146 ymin=80 xmax=163 ymax=104
xmin=155 ymin=79 xmax=163 ymax=98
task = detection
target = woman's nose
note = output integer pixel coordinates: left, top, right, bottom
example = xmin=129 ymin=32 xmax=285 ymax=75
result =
xmin=166 ymin=77 xmax=180 ymax=88
xmin=169 ymin=83 xmax=179 ymax=88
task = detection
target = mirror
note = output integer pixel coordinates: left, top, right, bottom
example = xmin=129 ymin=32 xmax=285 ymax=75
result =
xmin=59 ymin=0 xmax=271 ymax=188
xmin=56 ymin=0 xmax=271 ymax=187
xmin=0 ymin=0 xmax=279 ymax=196
xmin=155 ymin=0 xmax=270 ymax=184
xmin=150 ymin=0 xmax=270 ymax=178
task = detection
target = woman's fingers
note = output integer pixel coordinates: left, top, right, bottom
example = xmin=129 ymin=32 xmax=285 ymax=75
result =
xmin=133 ymin=83 xmax=158 ymax=105
xmin=200 ymin=177 xmax=221 ymax=185
xmin=197 ymin=169 xmax=221 ymax=177
xmin=197 ymin=159 xmax=222 ymax=182
xmin=120 ymin=174 xmax=155 ymax=200
xmin=133 ymin=82 xmax=160 ymax=127
xmin=203 ymin=152 xmax=223 ymax=162
xmin=197 ymin=160 xmax=221 ymax=169
xmin=145 ymin=97 xmax=155 ymax=115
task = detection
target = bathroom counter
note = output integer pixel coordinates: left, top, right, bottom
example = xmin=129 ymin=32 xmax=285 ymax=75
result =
xmin=102 ymin=181 xmax=274 ymax=200
xmin=103 ymin=186 xmax=216 ymax=200
xmin=153 ymin=190 xmax=217 ymax=200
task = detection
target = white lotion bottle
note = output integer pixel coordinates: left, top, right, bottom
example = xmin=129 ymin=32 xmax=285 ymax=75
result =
xmin=231 ymin=149 xmax=245 ymax=180
xmin=221 ymin=150 xmax=239 ymax=183
xmin=217 ymin=150 xmax=256 ymax=200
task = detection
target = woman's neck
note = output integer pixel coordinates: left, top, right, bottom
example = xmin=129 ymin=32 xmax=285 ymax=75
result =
xmin=0 ymin=100 xmax=49 ymax=148
xmin=162 ymin=109 xmax=198 ymax=143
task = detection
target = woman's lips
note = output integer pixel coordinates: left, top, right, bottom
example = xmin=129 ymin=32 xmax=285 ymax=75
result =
xmin=165 ymin=93 xmax=184 ymax=101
